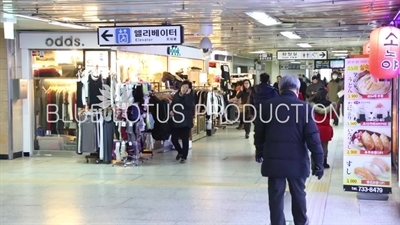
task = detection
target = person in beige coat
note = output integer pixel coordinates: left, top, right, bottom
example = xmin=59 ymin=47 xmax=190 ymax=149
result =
xmin=327 ymin=72 xmax=341 ymax=126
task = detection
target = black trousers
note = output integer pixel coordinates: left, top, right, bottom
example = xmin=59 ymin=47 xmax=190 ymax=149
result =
xmin=171 ymin=127 xmax=191 ymax=159
xmin=268 ymin=177 xmax=308 ymax=225
xmin=239 ymin=112 xmax=251 ymax=134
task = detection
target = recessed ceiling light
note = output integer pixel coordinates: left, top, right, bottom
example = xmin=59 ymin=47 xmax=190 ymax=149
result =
xmin=249 ymin=50 xmax=266 ymax=54
xmin=280 ymin=31 xmax=301 ymax=39
xmin=297 ymin=43 xmax=312 ymax=48
xmin=246 ymin=12 xmax=281 ymax=26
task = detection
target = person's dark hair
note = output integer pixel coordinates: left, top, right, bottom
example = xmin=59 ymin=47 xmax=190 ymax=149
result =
xmin=277 ymin=75 xmax=282 ymax=79
xmin=260 ymin=73 xmax=270 ymax=83
xmin=242 ymin=79 xmax=252 ymax=91
xmin=312 ymin=76 xmax=318 ymax=81
xmin=237 ymin=80 xmax=244 ymax=86
xmin=181 ymin=80 xmax=192 ymax=89
xmin=313 ymin=88 xmax=328 ymax=103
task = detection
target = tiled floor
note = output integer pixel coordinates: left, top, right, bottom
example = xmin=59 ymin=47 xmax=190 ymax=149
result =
xmin=0 ymin=125 xmax=399 ymax=225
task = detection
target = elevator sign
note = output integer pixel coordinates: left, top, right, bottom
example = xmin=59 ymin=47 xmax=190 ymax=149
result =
xmin=97 ymin=25 xmax=184 ymax=46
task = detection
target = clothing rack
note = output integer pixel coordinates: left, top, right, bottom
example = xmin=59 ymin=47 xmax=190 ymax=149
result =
xmin=112 ymin=81 xmax=154 ymax=167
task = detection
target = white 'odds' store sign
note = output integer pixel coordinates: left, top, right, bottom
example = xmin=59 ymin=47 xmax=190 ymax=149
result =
xmin=19 ymin=32 xmax=106 ymax=49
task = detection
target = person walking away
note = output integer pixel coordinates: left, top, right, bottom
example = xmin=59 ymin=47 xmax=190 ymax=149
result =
xmin=273 ymin=75 xmax=281 ymax=91
xmin=235 ymin=80 xmax=244 ymax=129
xmin=298 ymin=75 xmax=307 ymax=99
xmin=254 ymin=75 xmax=324 ymax=225
xmin=327 ymin=72 xmax=341 ymax=126
xmin=170 ymin=80 xmax=195 ymax=163
xmin=309 ymin=88 xmax=336 ymax=169
xmin=306 ymin=76 xmax=325 ymax=102
xmin=235 ymin=79 xmax=253 ymax=138
xmin=250 ymin=72 xmax=279 ymax=147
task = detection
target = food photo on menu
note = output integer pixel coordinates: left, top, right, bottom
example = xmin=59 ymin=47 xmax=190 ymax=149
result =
xmin=347 ymin=101 xmax=392 ymax=126
xmin=345 ymin=155 xmax=391 ymax=186
xmin=352 ymin=70 xmax=392 ymax=98
xmin=347 ymin=128 xmax=391 ymax=155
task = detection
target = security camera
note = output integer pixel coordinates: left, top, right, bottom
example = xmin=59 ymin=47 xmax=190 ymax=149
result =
xmin=200 ymin=37 xmax=212 ymax=53
xmin=202 ymin=48 xmax=210 ymax=53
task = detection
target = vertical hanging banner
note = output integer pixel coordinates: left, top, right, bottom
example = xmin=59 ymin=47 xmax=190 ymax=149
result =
xmin=343 ymin=58 xmax=392 ymax=194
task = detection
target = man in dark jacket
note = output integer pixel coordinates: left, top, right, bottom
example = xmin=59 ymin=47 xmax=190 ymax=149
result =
xmin=254 ymin=75 xmax=324 ymax=225
xmin=250 ymin=73 xmax=279 ymax=152
xmin=273 ymin=75 xmax=281 ymax=91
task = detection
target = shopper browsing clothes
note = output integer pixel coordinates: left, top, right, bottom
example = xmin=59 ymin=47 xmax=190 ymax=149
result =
xmin=253 ymin=75 xmax=324 ymax=225
xmin=170 ymin=80 xmax=195 ymax=164
xmin=327 ymin=72 xmax=342 ymax=126
xmin=235 ymin=79 xmax=253 ymax=138
xmin=309 ymin=88 xmax=336 ymax=169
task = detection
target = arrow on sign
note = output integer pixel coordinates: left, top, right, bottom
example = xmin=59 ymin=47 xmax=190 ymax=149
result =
xmin=319 ymin=52 xmax=326 ymax=58
xmin=101 ymin=30 xmax=113 ymax=41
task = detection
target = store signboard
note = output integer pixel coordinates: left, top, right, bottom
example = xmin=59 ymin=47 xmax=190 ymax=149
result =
xmin=277 ymin=50 xmax=327 ymax=60
xmin=19 ymin=32 xmax=105 ymax=49
xmin=343 ymin=58 xmax=392 ymax=194
xmin=97 ymin=25 xmax=184 ymax=46
xmin=258 ymin=53 xmax=273 ymax=61
xmin=279 ymin=64 xmax=301 ymax=70
xmin=118 ymin=45 xmax=203 ymax=60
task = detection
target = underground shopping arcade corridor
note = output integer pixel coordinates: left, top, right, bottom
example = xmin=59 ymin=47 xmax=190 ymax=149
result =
xmin=0 ymin=126 xmax=399 ymax=225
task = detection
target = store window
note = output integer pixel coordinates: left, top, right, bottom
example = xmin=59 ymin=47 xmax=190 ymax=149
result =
xmin=32 ymin=50 xmax=83 ymax=151
xmin=117 ymin=51 xmax=167 ymax=82
xmin=32 ymin=50 xmax=83 ymax=78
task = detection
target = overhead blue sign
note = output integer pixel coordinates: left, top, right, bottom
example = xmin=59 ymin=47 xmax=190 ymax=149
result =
xmin=97 ymin=25 xmax=184 ymax=46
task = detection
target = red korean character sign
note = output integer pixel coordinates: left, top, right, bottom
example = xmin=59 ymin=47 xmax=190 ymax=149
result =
xmin=369 ymin=26 xmax=400 ymax=79
xmin=363 ymin=42 xmax=370 ymax=55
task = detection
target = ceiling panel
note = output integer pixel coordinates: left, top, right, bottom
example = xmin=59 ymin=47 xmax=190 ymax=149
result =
xmin=1 ymin=0 xmax=399 ymax=56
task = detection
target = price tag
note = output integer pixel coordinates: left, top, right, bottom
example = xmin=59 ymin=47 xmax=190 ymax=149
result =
xmin=121 ymin=122 xmax=126 ymax=127
xmin=346 ymin=149 xmax=358 ymax=155
xmin=346 ymin=179 xmax=358 ymax=184
xmin=128 ymin=142 xmax=132 ymax=146
xmin=348 ymin=121 xmax=358 ymax=126
xmin=347 ymin=93 xmax=359 ymax=99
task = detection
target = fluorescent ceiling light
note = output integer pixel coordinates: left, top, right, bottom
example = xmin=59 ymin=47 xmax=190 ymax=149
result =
xmin=246 ymin=12 xmax=281 ymax=26
xmin=249 ymin=50 xmax=266 ymax=54
xmin=297 ymin=43 xmax=312 ymax=48
xmin=290 ymin=61 xmax=301 ymax=64
xmin=280 ymin=31 xmax=301 ymax=39
xmin=334 ymin=53 xmax=348 ymax=56
xmin=14 ymin=14 xmax=50 ymax=22
xmin=332 ymin=50 xmax=348 ymax=53
xmin=48 ymin=21 xmax=91 ymax=29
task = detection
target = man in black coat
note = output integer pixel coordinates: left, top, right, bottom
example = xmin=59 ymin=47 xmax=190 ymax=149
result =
xmin=254 ymin=75 xmax=325 ymax=225
xmin=250 ymin=73 xmax=279 ymax=153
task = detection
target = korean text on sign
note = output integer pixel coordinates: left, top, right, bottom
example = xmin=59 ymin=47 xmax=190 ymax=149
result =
xmin=381 ymin=33 xmax=399 ymax=71
xmin=134 ymin=29 xmax=177 ymax=38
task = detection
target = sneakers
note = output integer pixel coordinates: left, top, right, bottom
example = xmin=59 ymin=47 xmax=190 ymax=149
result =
xmin=176 ymin=154 xmax=182 ymax=161
xmin=180 ymin=159 xmax=186 ymax=164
